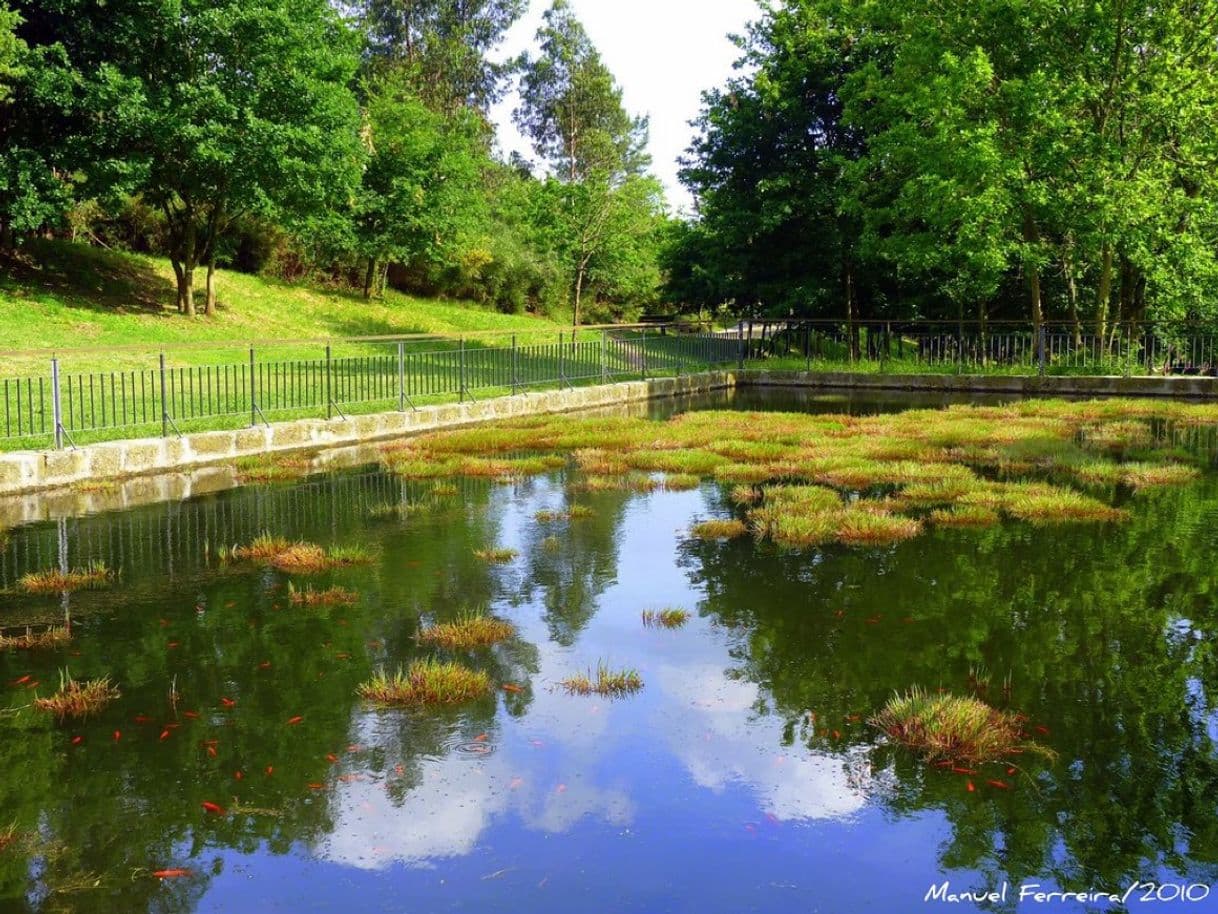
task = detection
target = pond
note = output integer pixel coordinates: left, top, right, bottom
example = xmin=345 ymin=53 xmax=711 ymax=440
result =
xmin=1 ymin=389 xmax=1217 ymax=913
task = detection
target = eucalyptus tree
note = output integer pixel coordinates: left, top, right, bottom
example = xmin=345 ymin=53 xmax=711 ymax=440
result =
xmin=515 ymin=0 xmax=659 ymax=325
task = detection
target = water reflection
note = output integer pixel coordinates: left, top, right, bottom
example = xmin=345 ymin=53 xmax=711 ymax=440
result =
xmin=0 ymin=394 xmax=1216 ymax=912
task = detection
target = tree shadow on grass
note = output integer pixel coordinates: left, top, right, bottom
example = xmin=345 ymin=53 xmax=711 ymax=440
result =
xmin=0 ymin=239 xmax=174 ymax=314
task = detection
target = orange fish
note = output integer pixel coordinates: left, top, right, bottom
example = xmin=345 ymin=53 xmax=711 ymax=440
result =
xmin=952 ymin=767 xmax=976 ymax=775
xmin=134 ymin=714 xmax=152 ymax=724
xmin=265 ymin=766 xmax=274 ymax=776
xmin=474 ymin=733 xmax=488 ymax=742
xmin=153 ymin=868 xmax=192 ymax=879
xmin=966 ymin=780 xmax=976 ymax=793
xmin=113 ymin=730 xmax=121 ymax=742
xmin=308 ymin=783 xmax=325 ymax=790
xmin=1006 ymin=766 xmax=1017 ymax=776
xmin=206 ymin=746 xmax=217 ymax=758
xmin=502 ymin=684 xmax=523 ymax=694
xmin=934 ymin=760 xmax=953 ymax=768
xmin=1034 ymin=724 xmax=1050 ymax=735
xmin=167 ymin=641 xmax=180 ymax=649
xmin=831 ymin=730 xmax=841 ymax=741
xmin=220 ymin=697 xmax=236 ymax=709
xmin=987 ymin=779 xmax=1010 ymax=790
xmin=201 ymin=801 xmax=225 ymax=815
xmin=326 ymin=753 xmax=338 ymax=763
xmin=71 ymin=735 xmax=83 ymax=745
xmin=159 ymin=730 xmax=171 ymax=741
xmin=234 ymin=770 xmax=243 ymax=781
xmin=259 ymin=661 xmax=272 ymax=670
xmin=287 ymin=716 xmax=303 ymax=726
xmin=183 ymin=710 xmax=199 ymax=720
xmin=10 ymin=675 xmax=31 ymax=686
xmin=25 ymin=680 xmax=39 ymax=689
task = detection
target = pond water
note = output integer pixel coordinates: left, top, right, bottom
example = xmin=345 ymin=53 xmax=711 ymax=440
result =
xmin=1 ymin=390 xmax=1217 ymax=913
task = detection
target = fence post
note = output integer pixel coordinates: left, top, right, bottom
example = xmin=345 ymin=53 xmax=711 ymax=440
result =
xmin=51 ymin=357 xmax=63 ymax=449
xmin=641 ymin=327 xmax=648 ymax=380
xmin=248 ymin=346 xmax=257 ymax=427
xmin=397 ymin=340 xmax=406 ymax=411
xmin=737 ymin=322 xmax=745 ymax=370
xmin=557 ymin=331 xmax=565 ymax=389
xmin=1124 ymin=321 xmax=1133 ymax=378
xmin=882 ymin=322 xmax=890 ymax=373
xmin=1037 ymin=324 xmax=1047 ymax=376
xmin=159 ymin=352 xmax=169 ymax=438
xmin=511 ymin=334 xmax=519 ymax=395
xmin=459 ymin=338 xmax=467 ymax=402
xmin=325 ymin=344 xmax=332 ymax=420
xmin=600 ymin=330 xmax=607 ymax=383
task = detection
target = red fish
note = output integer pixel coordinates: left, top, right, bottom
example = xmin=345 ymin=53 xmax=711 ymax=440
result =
xmin=934 ymin=760 xmax=953 ymax=768
xmin=287 ymin=715 xmax=303 ymax=726
xmin=10 ymin=675 xmax=31 ymax=686
xmin=502 ymin=684 xmax=523 ymax=694
xmin=134 ymin=714 xmax=152 ymax=724
xmin=113 ymin=730 xmax=121 ymax=743
xmin=1006 ymin=766 xmax=1017 ymax=776
xmin=219 ymin=697 xmax=236 ymax=709
xmin=183 ymin=710 xmax=199 ymax=720
xmin=206 ymin=746 xmax=217 ymax=758
xmin=987 ymin=779 xmax=1010 ymax=790
xmin=831 ymin=730 xmax=841 ymax=741
xmin=25 ymin=680 xmax=39 ymax=689
xmin=159 ymin=730 xmax=171 ymax=741
xmin=153 ymin=868 xmax=192 ymax=879
xmin=952 ymin=766 xmax=976 ymax=775
xmin=326 ymin=753 xmax=338 ymax=764
xmin=234 ymin=771 xmax=243 ymax=781
xmin=1034 ymin=724 xmax=1050 ymax=735
xmin=265 ymin=766 xmax=274 ymax=776
xmin=966 ymin=780 xmax=976 ymax=793
xmin=201 ymin=801 xmax=225 ymax=815
xmin=258 ymin=661 xmax=272 ymax=670
xmin=167 ymin=641 xmax=180 ymax=649
xmin=71 ymin=735 xmax=83 ymax=745
xmin=308 ymin=782 xmax=325 ymax=790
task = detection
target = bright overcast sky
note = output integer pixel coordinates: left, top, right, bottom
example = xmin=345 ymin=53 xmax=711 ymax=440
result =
xmin=489 ymin=0 xmax=758 ymax=215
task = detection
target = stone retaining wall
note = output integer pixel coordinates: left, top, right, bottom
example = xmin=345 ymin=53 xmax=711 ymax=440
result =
xmin=748 ymin=370 xmax=1218 ymax=399
xmin=0 ymin=374 xmax=735 ymax=497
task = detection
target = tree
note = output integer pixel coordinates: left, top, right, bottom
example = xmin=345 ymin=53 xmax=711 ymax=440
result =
xmin=360 ymin=0 xmax=526 ymax=116
xmin=353 ymin=70 xmax=485 ymax=298
xmin=19 ymin=0 xmax=364 ymax=315
xmin=515 ymin=0 xmax=658 ymax=325
xmin=0 ymin=1 xmax=21 ymax=104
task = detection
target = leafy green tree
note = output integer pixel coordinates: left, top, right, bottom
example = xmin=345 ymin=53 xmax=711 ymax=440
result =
xmin=360 ymin=0 xmax=526 ymax=116
xmin=354 ymin=70 xmax=485 ymax=298
xmin=0 ymin=1 xmax=21 ymax=104
xmin=20 ymin=0 xmax=364 ymax=315
xmin=515 ymin=0 xmax=662 ymax=325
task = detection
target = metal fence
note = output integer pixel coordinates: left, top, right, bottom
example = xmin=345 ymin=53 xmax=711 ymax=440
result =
xmin=0 ymin=326 xmax=742 ymax=450
xmin=743 ymin=319 xmax=1218 ymax=377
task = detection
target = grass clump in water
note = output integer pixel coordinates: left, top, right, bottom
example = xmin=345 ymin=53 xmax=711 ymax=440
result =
xmin=1003 ymin=487 xmax=1128 ymax=524
xmin=560 ymin=662 xmax=643 ymax=697
xmin=418 ymin=611 xmax=515 ymax=649
xmin=34 ymin=669 xmax=120 ymax=720
xmin=474 ymin=547 xmax=518 ymax=564
xmin=535 ymin=504 xmax=595 ymax=523
xmin=870 ymin=688 xmax=1055 ymax=766
xmin=0 ymin=625 xmax=71 ymax=651
xmin=662 ymin=473 xmax=701 ymax=491
xmin=232 ymin=536 xmax=373 ymax=573
xmin=18 ymin=562 xmax=113 ymax=595
xmin=929 ymin=505 xmax=1001 ymax=528
xmin=235 ymin=453 xmax=311 ymax=483
xmin=834 ymin=508 xmax=923 ymax=545
xmin=357 ymin=661 xmax=491 ymax=707
xmin=690 ymin=519 xmax=749 ymax=540
xmin=641 ymin=608 xmax=689 ymax=629
xmin=287 ymin=584 xmax=359 ymax=607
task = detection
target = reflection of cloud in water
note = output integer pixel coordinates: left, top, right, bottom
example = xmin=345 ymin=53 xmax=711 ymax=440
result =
xmin=656 ymin=663 xmax=867 ymax=823
xmin=319 ymin=699 xmax=634 ymax=870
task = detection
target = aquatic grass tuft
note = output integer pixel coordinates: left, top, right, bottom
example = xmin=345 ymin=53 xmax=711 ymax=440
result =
xmin=690 ymin=519 xmax=749 ymax=540
xmin=662 ymin=473 xmax=701 ymax=491
xmin=1003 ymin=487 xmax=1128 ymax=525
xmin=641 ymin=608 xmax=689 ymax=629
xmin=834 ymin=509 xmax=923 ymax=545
xmin=18 ymin=561 xmax=113 ymax=595
xmin=418 ymin=611 xmax=515 ymax=649
xmin=474 ymin=547 xmax=518 ymax=564
xmin=0 ymin=625 xmax=71 ymax=651
xmin=729 ymin=485 xmax=762 ymax=505
xmin=287 ymin=584 xmax=360 ymax=607
xmin=233 ymin=537 xmax=373 ymax=573
xmin=559 ymin=662 xmax=643 ymax=697
xmin=34 ymin=669 xmax=120 ymax=720
xmin=235 ymin=453 xmax=311 ymax=483
xmin=357 ymin=661 xmax=491 ymax=707
xmin=871 ymin=688 xmax=1055 ymax=766
xmin=535 ymin=504 xmax=595 ymax=523
xmin=929 ymin=505 xmax=1001 ymax=528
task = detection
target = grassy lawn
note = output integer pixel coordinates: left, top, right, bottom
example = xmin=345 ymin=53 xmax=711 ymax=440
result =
xmin=0 ymin=240 xmax=575 ymax=372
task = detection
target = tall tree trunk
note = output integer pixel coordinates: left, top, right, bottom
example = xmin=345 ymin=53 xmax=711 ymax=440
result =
xmin=363 ymin=257 xmax=377 ymax=299
xmin=204 ymin=251 xmax=217 ymax=316
xmin=573 ymin=266 xmax=585 ymax=329
xmin=1022 ymin=211 xmax=1044 ymax=337
xmin=1063 ymin=243 xmax=1082 ymax=348
xmin=1095 ymin=241 xmax=1113 ymax=343
xmin=170 ymin=258 xmax=186 ymax=314
xmin=844 ymin=261 xmax=859 ymax=361
xmin=177 ymin=218 xmax=197 ymax=317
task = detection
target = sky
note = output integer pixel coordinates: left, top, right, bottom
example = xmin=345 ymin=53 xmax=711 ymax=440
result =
xmin=488 ymin=0 xmax=759 ymax=215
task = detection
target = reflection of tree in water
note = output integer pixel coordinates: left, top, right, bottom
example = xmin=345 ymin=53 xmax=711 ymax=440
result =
xmin=682 ymin=480 xmax=1218 ymax=892
xmin=514 ymin=486 xmax=631 ymax=647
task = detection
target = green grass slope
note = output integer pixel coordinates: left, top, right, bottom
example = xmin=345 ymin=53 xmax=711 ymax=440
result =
xmin=0 ymin=240 xmax=570 ymax=370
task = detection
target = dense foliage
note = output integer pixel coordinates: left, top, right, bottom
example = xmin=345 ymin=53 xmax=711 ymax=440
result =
xmin=0 ymin=0 xmax=670 ymax=323
xmin=673 ymin=0 xmax=1218 ymax=329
